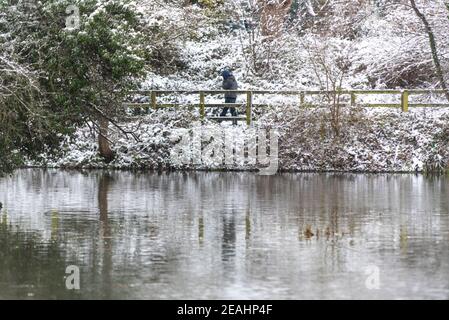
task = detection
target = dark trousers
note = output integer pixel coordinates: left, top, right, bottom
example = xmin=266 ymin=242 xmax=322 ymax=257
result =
xmin=221 ymin=97 xmax=237 ymax=116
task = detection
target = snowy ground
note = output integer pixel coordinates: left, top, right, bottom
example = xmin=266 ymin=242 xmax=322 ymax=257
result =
xmin=29 ymin=105 xmax=449 ymax=173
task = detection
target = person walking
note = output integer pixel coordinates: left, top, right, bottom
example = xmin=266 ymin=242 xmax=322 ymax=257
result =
xmin=220 ymin=70 xmax=238 ymax=117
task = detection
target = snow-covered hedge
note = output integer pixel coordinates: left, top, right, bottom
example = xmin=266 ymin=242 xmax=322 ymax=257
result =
xmin=30 ymin=107 xmax=449 ymax=173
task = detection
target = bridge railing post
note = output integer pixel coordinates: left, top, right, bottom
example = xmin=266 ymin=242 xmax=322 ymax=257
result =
xmin=199 ymin=91 xmax=205 ymax=119
xmin=246 ymin=91 xmax=252 ymax=126
xmin=350 ymin=92 xmax=356 ymax=106
xmin=401 ymin=90 xmax=409 ymax=112
xmin=151 ymin=91 xmax=157 ymax=110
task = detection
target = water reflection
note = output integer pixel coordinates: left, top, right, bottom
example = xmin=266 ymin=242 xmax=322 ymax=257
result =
xmin=0 ymin=169 xmax=448 ymax=299
xmin=98 ymin=173 xmax=113 ymax=299
xmin=0 ymin=210 xmax=77 ymax=299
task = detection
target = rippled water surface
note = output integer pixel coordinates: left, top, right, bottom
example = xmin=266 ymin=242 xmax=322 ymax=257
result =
xmin=0 ymin=169 xmax=448 ymax=299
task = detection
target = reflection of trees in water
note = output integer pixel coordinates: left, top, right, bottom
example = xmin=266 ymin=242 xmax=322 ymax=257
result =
xmin=245 ymin=210 xmax=251 ymax=241
xmin=90 ymin=172 xmax=185 ymax=297
xmin=0 ymin=210 xmax=77 ymax=299
xmin=221 ymin=210 xmax=236 ymax=267
xmin=2 ymin=170 xmax=449 ymax=298
xmin=0 ymin=172 xmax=186 ymax=299
xmin=98 ymin=173 xmax=113 ymax=299
xmin=198 ymin=216 xmax=204 ymax=245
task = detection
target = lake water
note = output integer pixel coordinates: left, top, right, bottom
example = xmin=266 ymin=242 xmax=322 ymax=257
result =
xmin=0 ymin=169 xmax=448 ymax=299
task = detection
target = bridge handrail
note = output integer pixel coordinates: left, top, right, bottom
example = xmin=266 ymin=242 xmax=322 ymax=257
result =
xmin=124 ymin=89 xmax=449 ymax=125
xmin=127 ymin=89 xmax=449 ymax=95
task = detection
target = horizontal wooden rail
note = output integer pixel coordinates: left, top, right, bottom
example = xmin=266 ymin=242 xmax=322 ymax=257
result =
xmin=128 ymin=89 xmax=449 ymax=95
xmin=124 ymin=89 xmax=449 ymax=125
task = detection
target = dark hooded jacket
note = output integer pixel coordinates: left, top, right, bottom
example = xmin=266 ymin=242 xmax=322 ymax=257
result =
xmin=222 ymin=74 xmax=238 ymax=99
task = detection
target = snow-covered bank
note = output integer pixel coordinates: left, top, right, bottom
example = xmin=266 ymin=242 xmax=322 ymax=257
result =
xmin=29 ymin=106 xmax=449 ymax=173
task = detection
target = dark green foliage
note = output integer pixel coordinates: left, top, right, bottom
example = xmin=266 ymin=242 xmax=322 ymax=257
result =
xmin=0 ymin=0 xmax=151 ymax=173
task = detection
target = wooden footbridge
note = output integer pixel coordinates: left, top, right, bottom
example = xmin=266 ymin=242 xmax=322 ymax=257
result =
xmin=123 ymin=89 xmax=449 ymax=125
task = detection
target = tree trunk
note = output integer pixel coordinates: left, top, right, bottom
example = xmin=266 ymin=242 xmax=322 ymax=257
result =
xmin=98 ymin=117 xmax=114 ymax=162
xmin=410 ymin=0 xmax=449 ymax=102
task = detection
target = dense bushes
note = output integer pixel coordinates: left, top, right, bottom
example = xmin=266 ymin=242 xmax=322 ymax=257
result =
xmin=1 ymin=0 xmax=152 ymax=171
